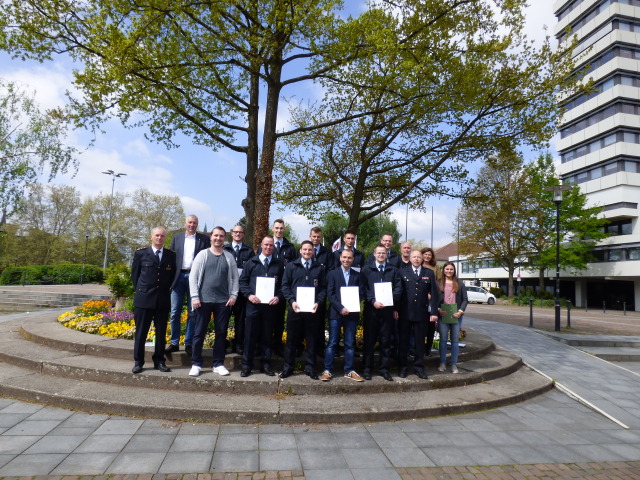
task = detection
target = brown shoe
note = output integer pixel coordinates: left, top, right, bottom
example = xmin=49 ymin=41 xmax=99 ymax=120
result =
xmin=344 ymin=371 xmax=364 ymax=382
xmin=320 ymin=370 xmax=332 ymax=381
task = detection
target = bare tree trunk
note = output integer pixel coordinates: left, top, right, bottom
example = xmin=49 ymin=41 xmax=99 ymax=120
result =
xmin=244 ymin=69 xmax=260 ymax=250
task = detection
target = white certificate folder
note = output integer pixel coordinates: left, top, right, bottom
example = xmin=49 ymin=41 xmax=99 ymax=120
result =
xmin=340 ymin=286 xmax=361 ymax=312
xmin=374 ymin=282 xmax=393 ymax=306
xmin=255 ymin=277 xmax=275 ymax=303
xmin=296 ymin=286 xmax=316 ymax=312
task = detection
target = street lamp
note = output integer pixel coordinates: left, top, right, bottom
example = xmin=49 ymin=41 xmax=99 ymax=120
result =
xmin=545 ymin=184 xmax=571 ymax=332
xmin=102 ymin=170 xmax=127 ymax=270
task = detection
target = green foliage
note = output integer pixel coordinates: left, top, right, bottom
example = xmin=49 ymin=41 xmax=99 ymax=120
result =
xmin=104 ymin=263 xmax=135 ymax=298
xmin=489 ymin=287 xmax=504 ymax=298
xmin=319 ymin=212 xmax=401 ymax=254
xmin=0 ymin=264 xmax=103 ymax=285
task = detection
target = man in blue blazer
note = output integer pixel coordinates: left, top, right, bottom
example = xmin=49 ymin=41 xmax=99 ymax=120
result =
xmin=131 ymin=227 xmax=176 ymax=374
xmin=166 ymin=215 xmax=211 ymax=357
xmin=321 ymin=249 xmax=365 ymax=382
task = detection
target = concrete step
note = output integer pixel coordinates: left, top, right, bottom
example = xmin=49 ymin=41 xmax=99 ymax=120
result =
xmin=0 ymin=327 xmax=524 ymax=396
xmin=576 ymin=346 xmax=640 ymax=362
xmin=536 ymin=330 xmax=640 ymax=348
xmin=0 ymin=288 xmax=111 ymax=308
xmin=0 ymin=361 xmax=552 ymax=424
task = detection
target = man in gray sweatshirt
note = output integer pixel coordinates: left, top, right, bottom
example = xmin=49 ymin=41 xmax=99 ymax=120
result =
xmin=188 ymin=226 xmax=239 ymax=377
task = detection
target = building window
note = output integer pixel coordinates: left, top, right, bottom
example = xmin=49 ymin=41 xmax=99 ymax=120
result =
xmin=563 ymin=159 xmax=640 ymax=184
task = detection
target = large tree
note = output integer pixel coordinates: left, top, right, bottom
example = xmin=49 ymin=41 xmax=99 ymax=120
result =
xmin=523 ymin=154 xmax=609 ymax=289
xmin=274 ymin=1 xmax=582 ymax=231
xmin=457 ymin=153 xmax=535 ymax=298
xmin=0 ymin=0 xmax=371 ymax=249
xmin=0 ymin=80 xmax=77 ymax=226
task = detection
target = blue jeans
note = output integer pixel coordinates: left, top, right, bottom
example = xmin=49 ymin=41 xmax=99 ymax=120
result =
xmin=438 ymin=319 xmax=461 ymax=366
xmin=170 ymin=272 xmax=194 ymax=347
xmin=324 ymin=315 xmax=358 ymax=374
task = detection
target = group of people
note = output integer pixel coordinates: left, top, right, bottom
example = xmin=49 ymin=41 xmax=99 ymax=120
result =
xmin=130 ymin=215 xmax=469 ymax=381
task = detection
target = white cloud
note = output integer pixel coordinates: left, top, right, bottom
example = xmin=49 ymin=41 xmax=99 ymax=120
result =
xmin=2 ymin=63 xmax=72 ymax=111
xmin=390 ymin=202 xmax=459 ymax=249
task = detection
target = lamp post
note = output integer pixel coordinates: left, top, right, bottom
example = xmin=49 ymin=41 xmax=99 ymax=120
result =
xmin=545 ymin=184 xmax=571 ymax=332
xmin=102 ymin=170 xmax=127 ymax=270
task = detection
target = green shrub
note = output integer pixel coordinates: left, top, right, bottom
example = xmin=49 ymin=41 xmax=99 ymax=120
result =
xmin=489 ymin=286 xmax=503 ymax=298
xmin=105 ymin=263 xmax=135 ymax=298
xmin=0 ymin=264 xmax=103 ymax=285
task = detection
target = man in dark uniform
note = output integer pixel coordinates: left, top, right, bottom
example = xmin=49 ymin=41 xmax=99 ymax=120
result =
xmin=399 ymin=242 xmax=412 ymax=269
xmin=166 ymin=215 xmax=210 ymax=357
xmin=398 ymin=250 xmax=439 ymax=379
xmin=366 ymin=233 xmax=401 ymax=269
xmin=361 ymin=243 xmax=402 ymax=381
xmin=239 ymin=235 xmax=284 ymax=377
xmin=224 ymin=224 xmax=255 ymax=355
xmin=280 ymin=240 xmax=327 ymax=380
xmin=333 ymin=229 xmax=365 ymax=271
xmin=131 ymin=227 xmax=176 ymax=374
xmin=268 ymin=218 xmax=297 ymax=356
xmin=309 ymin=226 xmax=333 ymax=355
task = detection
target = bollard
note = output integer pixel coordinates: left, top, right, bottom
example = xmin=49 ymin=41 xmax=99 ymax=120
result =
xmin=624 ymin=302 xmax=627 ymax=316
xmin=529 ymin=298 xmax=534 ymax=328
xmin=567 ymin=300 xmax=571 ymax=328
xmin=603 ymin=301 xmax=606 ymax=314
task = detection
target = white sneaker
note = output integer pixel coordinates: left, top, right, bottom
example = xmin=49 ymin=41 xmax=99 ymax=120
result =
xmin=437 ymin=364 xmax=446 ymax=372
xmin=451 ymin=365 xmax=459 ymax=374
xmin=189 ymin=366 xmax=201 ymax=377
xmin=213 ymin=365 xmax=230 ymax=376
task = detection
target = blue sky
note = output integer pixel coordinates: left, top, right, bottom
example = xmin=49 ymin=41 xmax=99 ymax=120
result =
xmin=1 ymin=1 xmax=557 ymax=248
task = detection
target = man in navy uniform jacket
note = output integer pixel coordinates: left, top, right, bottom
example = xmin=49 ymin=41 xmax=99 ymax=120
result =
xmin=131 ymin=227 xmax=176 ymax=374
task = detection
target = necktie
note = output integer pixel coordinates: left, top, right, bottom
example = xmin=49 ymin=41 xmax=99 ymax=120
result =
xmin=235 ymin=245 xmax=240 ymax=253
xmin=155 ymin=249 xmax=161 ymax=264
xmin=344 ymin=270 xmax=349 ymax=284
xmin=415 ymin=269 xmax=419 ymax=277
xmin=378 ymin=264 xmax=384 ymax=272
xmin=264 ymin=257 xmax=269 ymax=269
xmin=305 ymin=261 xmax=310 ymax=271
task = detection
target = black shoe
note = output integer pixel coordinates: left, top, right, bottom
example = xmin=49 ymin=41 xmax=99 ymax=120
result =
xmin=306 ymin=371 xmax=319 ymax=380
xmin=132 ymin=365 xmax=143 ymax=374
xmin=260 ymin=366 xmax=275 ymax=376
xmin=165 ymin=344 xmax=179 ymax=354
xmin=416 ymin=371 xmax=429 ymax=380
xmin=240 ymin=368 xmax=251 ymax=377
xmin=280 ymin=370 xmax=294 ymax=379
xmin=399 ymin=368 xmax=408 ymax=378
xmin=382 ymin=372 xmax=393 ymax=381
xmin=154 ymin=363 xmax=171 ymax=372
xmin=185 ymin=345 xmax=193 ymax=357
xmin=363 ymin=371 xmax=372 ymax=381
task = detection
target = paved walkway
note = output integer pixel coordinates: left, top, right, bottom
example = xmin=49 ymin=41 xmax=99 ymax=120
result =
xmin=1 ymin=309 xmax=640 ymax=479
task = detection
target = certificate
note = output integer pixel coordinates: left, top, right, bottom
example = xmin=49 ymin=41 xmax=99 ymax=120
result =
xmin=340 ymin=286 xmax=361 ymax=312
xmin=374 ymin=282 xmax=393 ymax=306
xmin=440 ymin=303 xmax=458 ymax=324
xmin=296 ymin=286 xmax=316 ymax=312
xmin=255 ymin=276 xmax=275 ymax=303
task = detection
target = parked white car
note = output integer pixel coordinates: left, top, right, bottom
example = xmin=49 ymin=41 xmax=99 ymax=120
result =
xmin=466 ymin=286 xmax=496 ymax=305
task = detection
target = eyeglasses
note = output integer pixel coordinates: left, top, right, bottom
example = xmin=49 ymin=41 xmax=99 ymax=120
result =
xmin=232 ymin=230 xmax=244 ymax=234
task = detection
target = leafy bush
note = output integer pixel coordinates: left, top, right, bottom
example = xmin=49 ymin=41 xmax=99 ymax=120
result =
xmin=104 ymin=263 xmax=135 ymax=298
xmin=0 ymin=264 xmax=103 ymax=285
xmin=489 ymin=287 xmax=503 ymax=298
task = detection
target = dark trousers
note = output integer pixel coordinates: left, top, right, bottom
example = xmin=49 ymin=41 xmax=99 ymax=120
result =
xmin=398 ymin=319 xmax=427 ymax=372
xmin=315 ymin=301 xmax=327 ymax=354
xmin=243 ymin=303 xmax=276 ymax=370
xmin=192 ymin=302 xmax=230 ymax=367
xmin=283 ymin=309 xmax=317 ymax=373
xmin=363 ymin=306 xmax=393 ymax=374
xmin=133 ymin=307 xmax=168 ymax=367
xmin=231 ymin=293 xmax=248 ymax=351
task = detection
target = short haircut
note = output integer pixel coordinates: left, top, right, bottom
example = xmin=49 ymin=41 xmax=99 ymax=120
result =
xmin=211 ymin=226 xmax=226 ymax=234
xmin=340 ymin=249 xmax=354 ymax=257
xmin=186 ymin=214 xmax=198 ymax=222
xmin=300 ymin=240 xmax=313 ymax=248
xmin=344 ymin=229 xmax=356 ymax=237
xmin=310 ymin=226 xmax=322 ymax=234
xmin=262 ymin=235 xmax=274 ymax=242
xmin=273 ymin=218 xmax=285 ymax=225
xmin=374 ymin=243 xmax=387 ymax=251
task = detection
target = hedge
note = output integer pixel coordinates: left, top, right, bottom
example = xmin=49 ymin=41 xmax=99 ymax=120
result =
xmin=0 ymin=264 xmax=104 ymax=285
